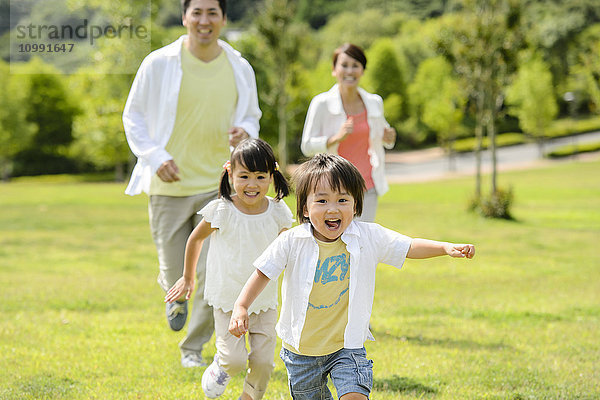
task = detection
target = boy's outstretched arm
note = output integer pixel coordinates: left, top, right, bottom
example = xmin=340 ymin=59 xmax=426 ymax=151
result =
xmin=229 ymin=269 xmax=271 ymax=338
xmin=407 ymin=238 xmax=475 ymax=259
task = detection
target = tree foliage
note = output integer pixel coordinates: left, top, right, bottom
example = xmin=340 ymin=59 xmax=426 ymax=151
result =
xmin=0 ymin=61 xmax=34 ymax=180
xmin=251 ymin=0 xmax=309 ymax=166
xmin=567 ymin=24 xmax=600 ymax=114
xmin=317 ymin=10 xmax=406 ymax=57
xmin=436 ymin=0 xmax=523 ymax=200
xmin=10 ymin=60 xmax=80 ymax=176
xmin=506 ymin=55 xmax=558 ymax=150
xmin=1 ymin=0 xmax=599 ymax=183
xmin=410 ymin=56 xmax=466 ymax=153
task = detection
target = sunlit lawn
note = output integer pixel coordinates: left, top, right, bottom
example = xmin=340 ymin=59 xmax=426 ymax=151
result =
xmin=1 ymin=158 xmax=598 ymax=399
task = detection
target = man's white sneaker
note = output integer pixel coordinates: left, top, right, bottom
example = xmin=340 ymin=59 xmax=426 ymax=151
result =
xmin=201 ymin=357 xmax=231 ymax=398
xmin=181 ymin=353 xmax=207 ymax=368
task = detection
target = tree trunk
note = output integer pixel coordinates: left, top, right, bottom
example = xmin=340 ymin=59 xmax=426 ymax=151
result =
xmin=277 ymin=67 xmax=288 ymax=170
xmin=1 ymin=159 xmax=11 ymax=182
xmin=115 ymin=162 xmax=125 ymax=182
xmin=446 ymin=140 xmax=456 ymax=172
xmin=488 ymin=112 xmax=497 ymax=194
xmin=474 ymin=92 xmax=485 ymax=199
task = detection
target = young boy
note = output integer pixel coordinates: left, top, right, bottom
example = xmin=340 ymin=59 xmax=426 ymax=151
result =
xmin=229 ymin=154 xmax=475 ymax=399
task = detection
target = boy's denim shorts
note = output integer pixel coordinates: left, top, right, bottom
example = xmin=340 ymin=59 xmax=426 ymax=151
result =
xmin=280 ymin=346 xmax=373 ymax=399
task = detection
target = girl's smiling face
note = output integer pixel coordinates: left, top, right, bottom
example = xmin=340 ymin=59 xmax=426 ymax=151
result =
xmin=231 ymin=163 xmax=272 ymax=214
xmin=304 ymin=179 xmax=356 ymax=242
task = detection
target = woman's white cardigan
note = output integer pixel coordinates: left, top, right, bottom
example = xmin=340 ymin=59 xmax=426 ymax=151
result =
xmin=300 ymin=84 xmax=393 ymax=196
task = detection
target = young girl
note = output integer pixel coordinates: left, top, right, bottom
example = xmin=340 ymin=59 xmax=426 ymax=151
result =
xmin=165 ymin=138 xmax=293 ymax=400
xmin=229 ymin=153 xmax=475 ymax=400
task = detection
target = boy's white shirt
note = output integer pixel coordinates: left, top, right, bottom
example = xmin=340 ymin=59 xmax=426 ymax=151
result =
xmin=122 ymin=35 xmax=262 ymax=196
xmin=255 ymin=220 xmax=412 ymax=352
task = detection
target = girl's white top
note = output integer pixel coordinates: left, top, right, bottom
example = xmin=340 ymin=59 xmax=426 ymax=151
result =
xmin=201 ymin=197 xmax=294 ymax=314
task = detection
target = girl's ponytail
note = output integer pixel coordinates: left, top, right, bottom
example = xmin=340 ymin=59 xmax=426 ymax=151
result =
xmin=218 ymin=169 xmax=233 ymax=201
xmin=272 ymin=169 xmax=290 ymax=201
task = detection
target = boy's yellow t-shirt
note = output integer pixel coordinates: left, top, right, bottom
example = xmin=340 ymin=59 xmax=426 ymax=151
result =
xmin=284 ymin=238 xmax=350 ymax=356
xmin=149 ymin=44 xmax=237 ymax=196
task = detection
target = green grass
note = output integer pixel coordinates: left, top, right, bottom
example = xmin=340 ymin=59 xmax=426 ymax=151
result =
xmin=1 ymin=159 xmax=599 ymax=399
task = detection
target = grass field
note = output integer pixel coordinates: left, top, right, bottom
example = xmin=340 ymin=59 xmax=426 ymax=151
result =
xmin=1 ymin=158 xmax=599 ymax=399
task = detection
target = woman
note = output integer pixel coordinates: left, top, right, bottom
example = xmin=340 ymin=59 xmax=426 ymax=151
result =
xmin=301 ymin=43 xmax=396 ymax=222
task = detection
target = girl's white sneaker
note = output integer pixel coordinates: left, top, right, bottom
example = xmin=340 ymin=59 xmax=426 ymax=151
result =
xmin=201 ymin=356 xmax=231 ymax=398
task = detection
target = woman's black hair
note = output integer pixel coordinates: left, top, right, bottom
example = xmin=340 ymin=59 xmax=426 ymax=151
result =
xmin=332 ymin=43 xmax=367 ymax=70
xmin=293 ymin=154 xmax=365 ymax=223
xmin=219 ymin=138 xmax=290 ymax=202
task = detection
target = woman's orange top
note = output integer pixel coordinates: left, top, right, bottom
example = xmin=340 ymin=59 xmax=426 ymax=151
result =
xmin=337 ymin=109 xmax=374 ymax=190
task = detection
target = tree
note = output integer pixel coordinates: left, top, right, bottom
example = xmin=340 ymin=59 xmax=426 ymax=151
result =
xmin=436 ymin=0 xmax=523 ymax=217
xmin=409 ymin=56 xmax=466 ymax=170
xmin=364 ymin=38 xmax=406 ymax=105
xmin=506 ymin=55 xmax=558 ymax=155
xmin=0 ymin=61 xmax=34 ymax=181
xmin=362 ymin=38 xmax=409 ymax=147
xmin=520 ymin=0 xmax=600 ymax=90
xmin=12 ymin=59 xmax=80 ymax=176
xmin=252 ymin=0 xmax=307 ymax=168
xmin=317 ymin=10 xmax=407 ymax=56
xmin=568 ymin=24 xmax=600 ymax=114
xmin=69 ymin=71 xmax=132 ymax=180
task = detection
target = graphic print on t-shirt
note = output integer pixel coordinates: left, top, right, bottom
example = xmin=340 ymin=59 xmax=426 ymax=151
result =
xmin=309 ymin=252 xmax=349 ymax=310
xmin=292 ymin=238 xmax=350 ymax=355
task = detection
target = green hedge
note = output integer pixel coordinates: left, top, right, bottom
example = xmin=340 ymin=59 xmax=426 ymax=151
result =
xmin=546 ymin=116 xmax=600 ymax=138
xmin=453 ymin=132 xmax=526 ymax=153
xmin=546 ymin=141 xmax=600 ymax=158
xmin=452 ymin=116 xmax=600 ymax=153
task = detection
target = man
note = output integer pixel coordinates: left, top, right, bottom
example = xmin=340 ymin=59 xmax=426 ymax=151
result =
xmin=123 ymin=0 xmax=261 ymax=368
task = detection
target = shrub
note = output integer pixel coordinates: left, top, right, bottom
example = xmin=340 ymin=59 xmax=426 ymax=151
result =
xmin=469 ymin=187 xmax=514 ymax=219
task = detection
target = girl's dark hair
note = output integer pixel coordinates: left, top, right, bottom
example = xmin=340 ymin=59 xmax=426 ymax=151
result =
xmin=293 ymin=154 xmax=365 ymax=223
xmin=181 ymin=0 xmax=226 ymax=16
xmin=332 ymin=43 xmax=367 ymax=69
xmin=219 ymin=138 xmax=290 ymax=202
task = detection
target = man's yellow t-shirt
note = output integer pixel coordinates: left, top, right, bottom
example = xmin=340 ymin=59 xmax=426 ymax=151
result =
xmin=284 ymin=238 xmax=350 ymax=356
xmin=149 ymin=44 xmax=237 ymax=196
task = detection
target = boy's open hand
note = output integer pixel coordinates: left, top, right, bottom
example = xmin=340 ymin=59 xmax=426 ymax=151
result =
xmin=446 ymin=243 xmax=475 ymax=259
xmin=164 ymin=277 xmax=195 ymax=304
xmin=229 ymin=305 xmax=249 ymax=338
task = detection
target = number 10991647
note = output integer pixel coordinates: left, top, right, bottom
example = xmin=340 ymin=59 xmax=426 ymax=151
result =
xmin=18 ymin=43 xmax=74 ymax=53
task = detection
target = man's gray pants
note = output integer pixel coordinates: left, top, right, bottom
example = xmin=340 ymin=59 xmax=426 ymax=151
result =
xmin=149 ymin=190 xmax=218 ymax=356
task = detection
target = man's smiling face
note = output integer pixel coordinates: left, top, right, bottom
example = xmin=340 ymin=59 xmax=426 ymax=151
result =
xmin=182 ymin=0 xmax=226 ymax=48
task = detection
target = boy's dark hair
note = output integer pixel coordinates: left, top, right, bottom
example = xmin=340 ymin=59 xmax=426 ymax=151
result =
xmin=181 ymin=0 xmax=226 ymax=17
xmin=219 ymin=138 xmax=290 ymax=201
xmin=332 ymin=43 xmax=367 ymax=70
xmin=293 ymin=154 xmax=365 ymax=223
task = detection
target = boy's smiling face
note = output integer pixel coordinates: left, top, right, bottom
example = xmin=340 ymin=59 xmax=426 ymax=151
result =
xmin=304 ymin=179 xmax=356 ymax=242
